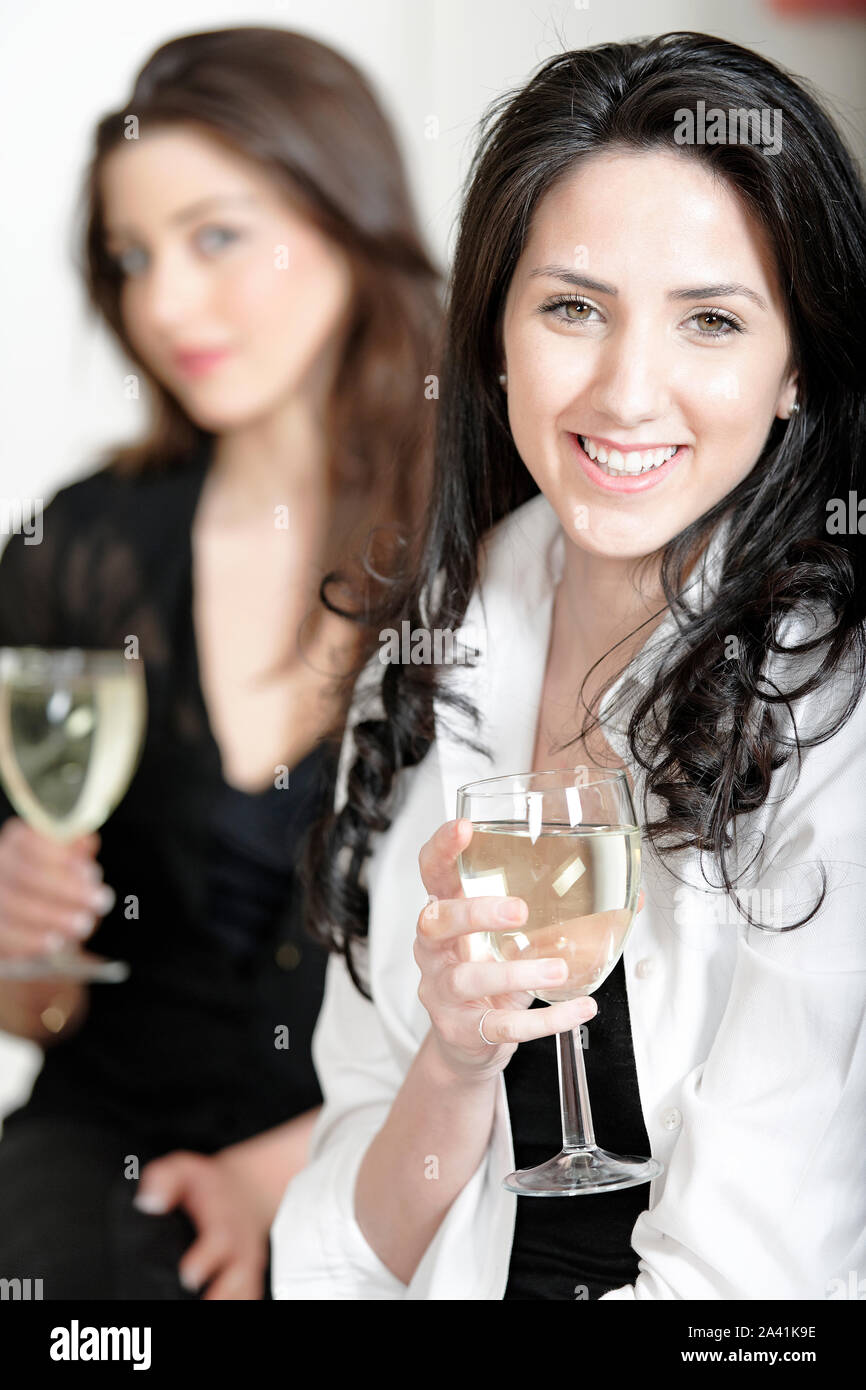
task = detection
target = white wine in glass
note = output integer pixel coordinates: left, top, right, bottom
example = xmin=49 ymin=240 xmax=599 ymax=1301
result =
xmin=457 ymin=766 xmax=664 ymax=1195
xmin=460 ymin=822 xmax=642 ymax=1003
xmin=0 ymin=647 xmax=147 ymax=982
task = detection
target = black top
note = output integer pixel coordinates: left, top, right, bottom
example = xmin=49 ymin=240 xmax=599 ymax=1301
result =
xmin=503 ymin=956 xmax=651 ymax=1299
xmin=0 ymin=442 xmax=333 ymax=1155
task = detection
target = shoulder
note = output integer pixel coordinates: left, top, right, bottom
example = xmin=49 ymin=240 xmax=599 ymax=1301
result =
xmin=29 ymin=456 xmax=209 ymax=598
xmin=421 ymin=489 xmax=563 ymax=633
xmin=478 ymin=489 xmax=563 ymax=596
xmin=46 ymin=456 xmax=201 ymax=530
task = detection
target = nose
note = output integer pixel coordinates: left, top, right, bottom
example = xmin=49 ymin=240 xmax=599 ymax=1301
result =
xmin=133 ymin=245 xmax=210 ymax=337
xmin=586 ymin=319 xmax=671 ymax=428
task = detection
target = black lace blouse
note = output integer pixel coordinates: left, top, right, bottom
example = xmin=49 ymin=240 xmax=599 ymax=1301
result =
xmin=0 ymin=443 xmax=332 ymax=1155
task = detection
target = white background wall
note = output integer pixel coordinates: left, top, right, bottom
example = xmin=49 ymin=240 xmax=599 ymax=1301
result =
xmin=1 ymin=0 xmax=864 ymax=1115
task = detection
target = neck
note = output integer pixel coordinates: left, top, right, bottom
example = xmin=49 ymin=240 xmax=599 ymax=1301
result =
xmin=207 ymin=396 xmax=331 ymax=523
xmin=551 ymin=534 xmax=669 ymax=687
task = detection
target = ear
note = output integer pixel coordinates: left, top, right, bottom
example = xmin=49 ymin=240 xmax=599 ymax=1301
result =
xmin=774 ymin=368 xmax=799 ymax=421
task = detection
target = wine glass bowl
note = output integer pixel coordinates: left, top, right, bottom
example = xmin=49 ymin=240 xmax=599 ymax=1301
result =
xmin=0 ymin=646 xmax=147 ymax=982
xmin=457 ymin=766 xmax=663 ymax=1196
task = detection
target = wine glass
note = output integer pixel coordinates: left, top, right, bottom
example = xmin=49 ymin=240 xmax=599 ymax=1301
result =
xmin=456 ymin=765 xmax=664 ymax=1196
xmin=0 ymin=647 xmax=147 ymax=982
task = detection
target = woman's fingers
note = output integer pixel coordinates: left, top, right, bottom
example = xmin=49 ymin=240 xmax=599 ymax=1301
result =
xmin=444 ymin=955 xmax=569 ymax=1002
xmin=0 ymin=884 xmax=99 ymax=940
xmin=415 ymin=816 xmax=640 ymax=1082
xmin=0 ymin=819 xmax=114 ymax=956
xmin=16 ymin=849 xmax=106 ymax=912
xmin=474 ymin=993 xmax=598 ymax=1046
xmin=177 ymin=1228 xmax=232 ymax=1295
xmin=418 ymin=889 xmax=527 ymax=944
xmin=418 ymin=818 xmax=472 ymax=905
xmin=15 ymin=824 xmax=101 ymax=878
xmin=11 ymin=832 xmax=111 ymax=913
xmin=0 ymin=918 xmax=74 ymax=958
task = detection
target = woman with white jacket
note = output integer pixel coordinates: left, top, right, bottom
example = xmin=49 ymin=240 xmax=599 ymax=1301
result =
xmin=271 ymin=33 xmax=866 ymax=1300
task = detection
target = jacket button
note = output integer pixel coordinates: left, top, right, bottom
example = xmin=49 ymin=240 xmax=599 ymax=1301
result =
xmin=662 ymin=1106 xmax=682 ymax=1130
xmin=275 ymin=942 xmax=302 ymax=971
xmin=635 ymin=957 xmax=655 ymax=978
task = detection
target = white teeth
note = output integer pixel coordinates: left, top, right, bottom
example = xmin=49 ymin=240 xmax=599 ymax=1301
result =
xmin=578 ymin=436 xmax=679 ymax=476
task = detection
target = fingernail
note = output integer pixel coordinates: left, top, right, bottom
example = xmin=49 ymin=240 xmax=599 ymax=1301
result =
xmin=179 ymin=1266 xmax=202 ymax=1292
xmin=542 ymin=961 xmax=568 ymax=981
xmin=43 ymin=933 xmax=66 ymax=954
xmin=496 ymin=899 xmax=524 ymax=923
xmin=69 ymin=911 xmax=96 ymax=937
xmin=75 ymin=860 xmax=103 ymax=883
xmin=133 ymin=1191 xmax=168 ymax=1214
xmin=89 ymin=883 xmax=115 ymax=915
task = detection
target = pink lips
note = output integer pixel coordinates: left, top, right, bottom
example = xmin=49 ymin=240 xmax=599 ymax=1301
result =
xmin=568 ymin=433 xmax=686 ymax=493
xmin=173 ymin=348 xmax=231 ymax=377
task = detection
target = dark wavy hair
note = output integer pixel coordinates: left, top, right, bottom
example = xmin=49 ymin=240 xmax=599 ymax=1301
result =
xmin=302 ymin=30 xmax=866 ymax=999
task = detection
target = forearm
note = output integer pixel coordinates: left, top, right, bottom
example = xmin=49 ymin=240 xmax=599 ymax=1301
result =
xmin=354 ymin=1028 xmax=498 ymax=1286
xmin=219 ymin=1106 xmax=321 ymax=1229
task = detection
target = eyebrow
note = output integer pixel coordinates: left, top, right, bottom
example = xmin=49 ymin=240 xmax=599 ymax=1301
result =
xmin=104 ymin=194 xmax=258 ymax=242
xmin=528 ymin=265 xmax=768 ymax=312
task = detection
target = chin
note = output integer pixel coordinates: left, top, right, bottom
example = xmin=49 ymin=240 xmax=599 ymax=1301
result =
xmin=568 ymin=506 xmax=668 ymax=558
xmin=176 ymin=392 xmax=271 ymax=433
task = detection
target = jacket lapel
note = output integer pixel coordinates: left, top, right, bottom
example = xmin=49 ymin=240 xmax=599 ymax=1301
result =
xmin=433 ymin=492 xmax=565 ymax=821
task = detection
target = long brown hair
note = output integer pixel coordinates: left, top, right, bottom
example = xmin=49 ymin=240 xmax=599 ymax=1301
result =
xmin=75 ymin=25 xmax=442 ymax=676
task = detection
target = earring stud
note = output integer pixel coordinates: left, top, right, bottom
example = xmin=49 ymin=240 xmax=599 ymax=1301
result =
xmin=499 ymin=373 xmax=507 ymax=387
xmin=790 ymin=400 xmax=800 ymax=415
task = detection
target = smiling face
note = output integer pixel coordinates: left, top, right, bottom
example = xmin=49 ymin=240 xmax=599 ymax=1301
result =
xmin=99 ymin=124 xmax=354 ymax=432
xmin=501 ymin=147 xmax=798 ymax=559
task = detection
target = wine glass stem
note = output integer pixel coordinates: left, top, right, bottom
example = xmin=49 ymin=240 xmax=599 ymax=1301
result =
xmin=556 ymin=1023 xmax=596 ymax=1152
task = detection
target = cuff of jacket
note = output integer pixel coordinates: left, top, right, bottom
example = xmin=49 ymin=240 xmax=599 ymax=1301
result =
xmin=271 ymin=1117 xmax=408 ymax=1300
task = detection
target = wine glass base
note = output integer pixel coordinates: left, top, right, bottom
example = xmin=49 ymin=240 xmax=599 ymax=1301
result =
xmin=503 ymin=1145 xmax=664 ymax=1196
xmin=0 ymin=947 xmax=130 ymax=983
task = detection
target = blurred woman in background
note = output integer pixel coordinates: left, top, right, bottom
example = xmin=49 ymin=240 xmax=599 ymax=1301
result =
xmin=0 ymin=25 xmax=440 ymax=1299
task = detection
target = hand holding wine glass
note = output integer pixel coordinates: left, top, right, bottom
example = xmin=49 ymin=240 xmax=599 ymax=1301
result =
xmin=0 ymin=820 xmax=115 ymax=962
xmin=0 ymin=647 xmax=146 ymax=982
xmin=415 ymin=817 xmax=600 ymax=1086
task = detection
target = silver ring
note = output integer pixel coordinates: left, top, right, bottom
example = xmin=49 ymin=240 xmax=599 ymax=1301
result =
xmin=478 ymin=1008 xmax=496 ymax=1045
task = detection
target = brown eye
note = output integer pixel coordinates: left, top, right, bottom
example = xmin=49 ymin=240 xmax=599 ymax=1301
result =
xmin=692 ymin=310 xmax=738 ymax=336
xmin=539 ymin=296 xmax=601 ymax=325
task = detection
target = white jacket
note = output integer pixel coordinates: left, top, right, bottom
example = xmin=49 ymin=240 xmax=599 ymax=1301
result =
xmin=271 ymin=490 xmax=866 ymax=1300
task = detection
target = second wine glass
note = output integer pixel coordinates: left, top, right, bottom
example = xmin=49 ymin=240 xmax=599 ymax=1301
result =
xmin=0 ymin=646 xmax=147 ymax=982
